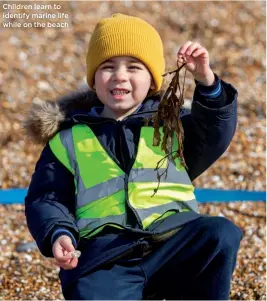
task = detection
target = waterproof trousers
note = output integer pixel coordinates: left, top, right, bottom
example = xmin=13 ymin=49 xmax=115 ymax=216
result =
xmin=66 ymin=216 xmax=243 ymax=300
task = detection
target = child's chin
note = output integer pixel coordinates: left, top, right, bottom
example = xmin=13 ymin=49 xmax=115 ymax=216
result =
xmin=112 ymin=104 xmax=130 ymax=111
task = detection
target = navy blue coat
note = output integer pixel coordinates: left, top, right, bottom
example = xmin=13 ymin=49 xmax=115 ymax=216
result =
xmin=24 ymin=74 xmax=238 ymax=291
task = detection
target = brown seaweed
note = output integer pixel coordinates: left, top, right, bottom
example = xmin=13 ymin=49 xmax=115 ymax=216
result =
xmin=145 ymin=59 xmax=188 ymax=196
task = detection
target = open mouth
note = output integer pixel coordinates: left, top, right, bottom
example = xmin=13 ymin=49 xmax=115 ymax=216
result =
xmin=110 ymin=89 xmax=130 ymax=95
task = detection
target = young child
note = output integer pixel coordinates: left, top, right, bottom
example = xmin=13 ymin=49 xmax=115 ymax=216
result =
xmin=24 ymin=14 xmax=242 ymax=300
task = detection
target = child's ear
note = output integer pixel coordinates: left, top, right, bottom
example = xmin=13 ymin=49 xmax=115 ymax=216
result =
xmin=150 ymin=80 xmax=155 ymax=90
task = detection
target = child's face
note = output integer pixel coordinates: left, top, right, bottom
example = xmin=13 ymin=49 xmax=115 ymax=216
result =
xmin=94 ymin=56 xmax=155 ymax=119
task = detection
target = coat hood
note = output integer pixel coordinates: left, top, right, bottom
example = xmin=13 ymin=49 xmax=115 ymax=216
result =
xmin=22 ymin=87 xmax=161 ymax=145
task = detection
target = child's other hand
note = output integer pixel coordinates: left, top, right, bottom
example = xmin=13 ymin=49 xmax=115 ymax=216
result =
xmin=52 ymin=235 xmax=79 ymax=270
xmin=177 ymin=41 xmax=215 ymax=86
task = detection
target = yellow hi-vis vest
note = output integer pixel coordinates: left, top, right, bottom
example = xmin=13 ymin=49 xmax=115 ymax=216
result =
xmin=49 ymin=124 xmax=199 ymax=239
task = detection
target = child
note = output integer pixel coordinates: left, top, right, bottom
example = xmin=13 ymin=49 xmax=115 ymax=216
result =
xmin=24 ymin=14 xmax=242 ymax=300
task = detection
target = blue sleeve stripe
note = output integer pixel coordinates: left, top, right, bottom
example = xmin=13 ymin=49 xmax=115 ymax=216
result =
xmin=199 ymin=83 xmax=222 ymax=98
xmin=51 ymin=228 xmax=77 ymax=247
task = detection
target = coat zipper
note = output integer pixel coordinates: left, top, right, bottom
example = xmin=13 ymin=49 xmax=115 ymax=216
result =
xmin=118 ymin=122 xmax=143 ymax=229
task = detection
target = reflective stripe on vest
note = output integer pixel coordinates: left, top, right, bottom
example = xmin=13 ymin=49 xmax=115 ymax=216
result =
xmin=49 ymin=124 xmax=199 ymax=238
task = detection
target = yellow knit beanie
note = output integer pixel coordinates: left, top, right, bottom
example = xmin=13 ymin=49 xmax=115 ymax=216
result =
xmin=86 ymin=13 xmax=165 ymax=94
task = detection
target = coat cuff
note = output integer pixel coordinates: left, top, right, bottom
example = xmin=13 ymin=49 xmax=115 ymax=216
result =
xmin=195 ymin=73 xmax=222 ymax=99
xmin=194 ymin=73 xmax=229 ymax=109
xmin=51 ymin=227 xmax=78 ymax=249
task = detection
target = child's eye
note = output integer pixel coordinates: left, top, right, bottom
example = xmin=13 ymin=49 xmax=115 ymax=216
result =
xmin=101 ymin=65 xmax=114 ymax=69
xmin=129 ymin=65 xmax=141 ymax=70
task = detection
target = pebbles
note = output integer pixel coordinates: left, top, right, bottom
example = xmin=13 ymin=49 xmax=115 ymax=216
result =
xmin=0 ymin=1 xmax=265 ymax=300
xmin=70 ymin=250 xmax=81 ymax=259
xmin=201 ymin=202 xmax=266 ymax=300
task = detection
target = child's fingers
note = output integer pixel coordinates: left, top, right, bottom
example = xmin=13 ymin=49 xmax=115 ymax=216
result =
xmin=56 ymin=262 xmax=73 ymax=270
xmin=54 ymin=248 xmax=81 ymax=265
xmin=56 ymin=257 xmax=78 ymax=270
xmin=53 ymin=246 xmax=67 ymax=261
xmin=191 ymin=48 xmax=208 ymax=58
xmin=61 ymin=257 xmax=78 ymax=268
xmin=178 ymin=53 xmax=186 ymax=59
xmin=69 ymin=257 xmax=78 ymax=267
xmin=55 ymin=249 xmax=80 ymax=268
xmin=177 ymin=40 xmax=194 ymax=55
xmin=64 ymin=258 xmax=72 ymax=265
xmin=55 ymin=252 xmax=73 ymax=264
xmin=177 ymin=53 xmax=187 ymax=64
xmin=183 ymin=42 xmax=202 ymax=56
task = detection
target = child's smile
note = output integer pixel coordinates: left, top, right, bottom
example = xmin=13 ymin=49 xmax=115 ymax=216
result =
xmin=110 ymin=88 xmax=130 ymax=99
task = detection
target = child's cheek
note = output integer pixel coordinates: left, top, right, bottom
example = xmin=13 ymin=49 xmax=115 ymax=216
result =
xmin=96 ymin=71 xmax=110 ymax=85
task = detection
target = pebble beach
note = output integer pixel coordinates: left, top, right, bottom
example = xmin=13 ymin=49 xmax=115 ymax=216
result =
xmin=0 ymin=2 xmax=265 ymax=299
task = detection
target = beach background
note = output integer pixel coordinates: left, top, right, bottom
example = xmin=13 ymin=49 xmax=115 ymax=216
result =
xmin=0 ymin=1 xmax=266 ymax=299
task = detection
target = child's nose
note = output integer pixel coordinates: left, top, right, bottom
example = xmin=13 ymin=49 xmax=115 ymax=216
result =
xmin=112 ymin=68 xmax=128 ymax=81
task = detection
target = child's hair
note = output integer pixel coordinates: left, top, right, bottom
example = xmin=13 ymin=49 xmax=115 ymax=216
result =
xmin=85 ymin=13 xmax=165 ymax=95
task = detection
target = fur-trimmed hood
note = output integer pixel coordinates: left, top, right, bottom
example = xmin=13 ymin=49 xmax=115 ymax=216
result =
xmin=22 ymin=88 xmax=161 ymax=145
xmin=22 ymin=88 xmax=104 ymax=145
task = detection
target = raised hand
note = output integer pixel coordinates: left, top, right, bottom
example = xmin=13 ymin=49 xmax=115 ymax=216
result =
xmin=177 ymin=41 xmax=215 ymax=86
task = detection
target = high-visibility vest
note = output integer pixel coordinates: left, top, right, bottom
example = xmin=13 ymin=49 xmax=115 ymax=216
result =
xmin=49 ymin=124 xmax=199 ymax=239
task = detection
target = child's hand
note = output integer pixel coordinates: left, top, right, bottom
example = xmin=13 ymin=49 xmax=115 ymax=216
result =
xmin=177 ymin=41 xmax=215 ymax=86
xmin=52 ymin=235 xmax=79 ymax=270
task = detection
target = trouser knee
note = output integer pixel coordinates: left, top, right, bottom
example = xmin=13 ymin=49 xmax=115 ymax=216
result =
xmin=200 ymin=216 xmax=243 ymax=254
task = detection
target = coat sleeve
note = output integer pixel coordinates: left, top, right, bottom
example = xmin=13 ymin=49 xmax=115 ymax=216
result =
xmin=181 ymin=75 xmax=238 ymax=181
xmin=24 ymin=144 xmax=80 ymax=257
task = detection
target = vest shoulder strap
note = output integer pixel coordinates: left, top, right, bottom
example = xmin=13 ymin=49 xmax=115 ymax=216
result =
xmin=49 ymin=129 xmax=74 ymax=174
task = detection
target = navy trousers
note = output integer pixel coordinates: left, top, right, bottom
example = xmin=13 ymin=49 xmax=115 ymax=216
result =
xmin=67 ymin=216 xmax=242 ymax=300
